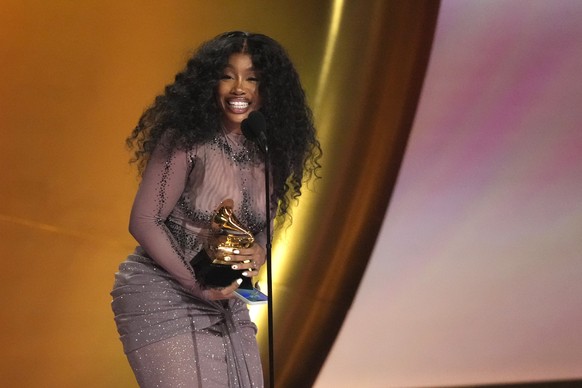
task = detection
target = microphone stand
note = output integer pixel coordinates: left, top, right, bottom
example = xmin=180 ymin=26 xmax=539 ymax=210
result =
xmin=243 ymin=112 xmax=274 ymax=387
xmin=262 ymin=141 xmax=275 ymax=388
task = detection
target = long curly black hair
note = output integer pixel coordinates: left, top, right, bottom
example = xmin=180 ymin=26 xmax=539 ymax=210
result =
xmin=127 ymin=31 xmax=322 ymax=219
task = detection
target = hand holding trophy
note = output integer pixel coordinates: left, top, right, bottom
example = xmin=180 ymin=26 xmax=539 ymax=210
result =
xmin=190 ymin=199 xmax=259 ymax=292
xmin=209 ymin=200 xmax=255 ymax=266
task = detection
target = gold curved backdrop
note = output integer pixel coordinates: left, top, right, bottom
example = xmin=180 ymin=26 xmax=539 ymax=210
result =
xmin=0 ymin=1 xmax=438 ymax=386
xmin=265 ymin=2 xmax=440 ymax=386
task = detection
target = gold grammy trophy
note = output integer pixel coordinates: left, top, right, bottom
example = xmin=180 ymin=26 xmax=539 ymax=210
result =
xmin=190 ymin=199 xmax=255 ymax=288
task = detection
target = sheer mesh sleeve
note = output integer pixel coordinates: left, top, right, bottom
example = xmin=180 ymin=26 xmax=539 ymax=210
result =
xmin=128 ymin=145 xmax=202 ymax=296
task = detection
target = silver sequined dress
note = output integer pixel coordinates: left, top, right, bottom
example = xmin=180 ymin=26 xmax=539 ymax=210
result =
xmin=111 ymin=131 xmax=267 ymax=387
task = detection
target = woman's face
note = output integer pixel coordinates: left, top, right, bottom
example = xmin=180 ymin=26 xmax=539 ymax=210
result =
xmin=217 ymin=53 xmax=261 ymax=133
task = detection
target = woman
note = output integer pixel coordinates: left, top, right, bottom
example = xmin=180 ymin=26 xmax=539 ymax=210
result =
xmin=111 ymin=31 xmax=321 ymax=387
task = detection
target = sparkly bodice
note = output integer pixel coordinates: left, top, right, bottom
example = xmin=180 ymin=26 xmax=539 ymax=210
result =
xmin=128 ymin=131 xmax=268 ymax=293
xmin=172 ymin=132 xmax=266 ymax=234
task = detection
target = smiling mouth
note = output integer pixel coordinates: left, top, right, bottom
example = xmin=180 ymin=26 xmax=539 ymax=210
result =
xmin=227 ymin=100 xmax=250 ymax=111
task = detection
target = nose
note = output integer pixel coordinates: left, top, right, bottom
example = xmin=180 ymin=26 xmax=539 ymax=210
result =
xmin=231 ymin=78 xmax=245 ymax=94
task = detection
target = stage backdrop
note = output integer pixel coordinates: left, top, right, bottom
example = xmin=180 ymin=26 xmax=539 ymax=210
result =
xmin=1 ymin=0 xmax=439 ymax=386
xmin=5 ymin=1 xmax=580 ymax=387
xmin=317 ymin=0 xmax=582 ymax=387
xmin=0 ymin=1 xmax=330 ymax=386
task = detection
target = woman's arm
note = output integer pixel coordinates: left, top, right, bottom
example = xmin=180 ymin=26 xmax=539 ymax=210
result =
xmin=129 ymin=145 xmax=243 ymax=300
xmin=128 ymin=145 xmax=202 ymax=295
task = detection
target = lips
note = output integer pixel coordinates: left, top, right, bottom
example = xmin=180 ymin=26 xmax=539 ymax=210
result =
xmin=227 ymin=99 xmax=250 ymax=113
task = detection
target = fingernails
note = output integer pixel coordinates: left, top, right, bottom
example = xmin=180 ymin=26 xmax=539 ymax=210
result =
xmin=232 ymin=264 xmax=238 ymax=269
xmin=242 ymin=271 xmax=250 ymax=277
xmin=236 ymin=278 xmax=243 ymax=285
xmin=224 ymin=256 xmax=231 ymax=261
xmin=232 ymin=249 xmax=240 ymax=255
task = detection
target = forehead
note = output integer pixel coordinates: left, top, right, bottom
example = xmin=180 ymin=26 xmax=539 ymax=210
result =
xmin=225 ymin=53 xmax=255 ymax=70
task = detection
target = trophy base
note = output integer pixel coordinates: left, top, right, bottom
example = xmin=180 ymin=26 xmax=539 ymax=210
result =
xmin=190 ymin=249 xmax=252 ymax=289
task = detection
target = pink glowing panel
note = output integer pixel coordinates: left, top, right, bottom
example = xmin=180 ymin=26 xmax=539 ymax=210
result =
xmin=316 ymin=1 xmax=582 ymax=386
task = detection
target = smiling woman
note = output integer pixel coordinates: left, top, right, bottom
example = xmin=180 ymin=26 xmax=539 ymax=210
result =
xmin=111 ymin=31 xmax=321 ymax=387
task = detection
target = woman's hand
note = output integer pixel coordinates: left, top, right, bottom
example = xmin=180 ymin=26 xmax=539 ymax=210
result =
xmin=217 ymin=243 xmax=266 ymax=278
xmin=200 ymin=243 xmax=265 ymax=300
xmin=203 ymin=278 xmax=243 ymax=300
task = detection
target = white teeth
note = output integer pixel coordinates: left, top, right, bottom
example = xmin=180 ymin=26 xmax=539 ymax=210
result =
xmin=228 ymin=101 xmax=249 ymax=109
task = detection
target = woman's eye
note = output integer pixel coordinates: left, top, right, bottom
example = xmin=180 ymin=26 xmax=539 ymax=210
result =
xmin=248 ymin=76 xmax=259 ymax=82
xmin=220 ymin=74 xmax=233 ymax=80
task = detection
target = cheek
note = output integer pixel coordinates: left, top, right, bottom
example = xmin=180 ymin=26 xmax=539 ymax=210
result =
xmin=216 ymin=84 xmax=228 ymax=99
xmin=216 ymin=87 xmax=230 ymax=110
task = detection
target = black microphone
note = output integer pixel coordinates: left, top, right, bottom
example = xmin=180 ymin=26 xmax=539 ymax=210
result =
xmin=241 ymin=111 xmax=267 ymax=152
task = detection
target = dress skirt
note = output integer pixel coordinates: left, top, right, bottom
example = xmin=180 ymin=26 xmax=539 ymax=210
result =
xmin=111 ymin=253 xmax=264 ymax=387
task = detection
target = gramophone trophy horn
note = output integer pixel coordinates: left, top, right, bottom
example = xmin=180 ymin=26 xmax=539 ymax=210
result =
xmin=189 ymin=199 xmax=255 ymax=288
xmin=210 ymin=201 xmax=255 ymax=265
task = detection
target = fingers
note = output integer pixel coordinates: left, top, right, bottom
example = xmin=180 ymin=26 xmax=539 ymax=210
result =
xmin=229 ymin=262 xmax=258 ymax=278
xmin=219 ymin=245 xmax=265 ymax=272
xmin=214 ymin=246 xmax=240 ymax=262
xmin=217 ymin=247 xmax=249 ymax=263
xmin=204 ymin=278 xmax=242 ymax=301
xmin=241 ymin=267 xmax=259 ymax=278
xmin=223 ymin=278 xmax=243 ymax=294
xmin=230 ymin=257 xmax=263 ymax=277
xmin=216 ymin=247 xmax=240 ymax=254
